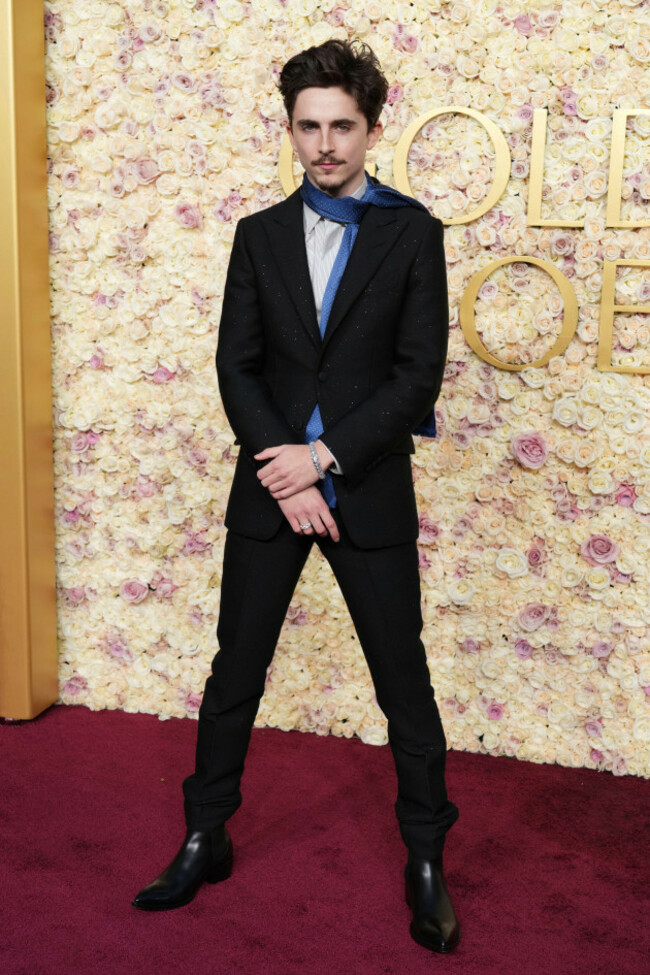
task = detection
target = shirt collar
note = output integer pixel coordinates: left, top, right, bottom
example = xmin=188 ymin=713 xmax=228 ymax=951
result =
xmin=304 ymin=174 xmax=368 ymax=233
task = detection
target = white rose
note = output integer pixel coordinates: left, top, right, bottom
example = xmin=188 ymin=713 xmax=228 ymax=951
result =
xmin=586 ymin=567 xmax=611 ymax=590
xmin=588 ymin=470 xmax=615 ymax=495
xmin=552 ymin=397 xmax=579 ymax=427
xmin=447 ymin=578 xmax=476 ymax=606
xmin=495 ymin=548 xmax=528 ymax=579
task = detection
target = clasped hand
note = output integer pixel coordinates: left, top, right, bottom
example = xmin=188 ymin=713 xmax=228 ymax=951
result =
xmin=255 ymin=443 xmax=326 ymax=499
xmin=254 ymin=443 xmax=339 ymax=542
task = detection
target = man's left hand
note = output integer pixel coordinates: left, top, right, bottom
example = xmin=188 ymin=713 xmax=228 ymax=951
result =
xmin=255 ymin=443 xmax=331 ymax=499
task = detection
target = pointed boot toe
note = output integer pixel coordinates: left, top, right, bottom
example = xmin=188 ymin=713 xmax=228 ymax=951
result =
xmin=132 ymin=826 xmax=233 ymax=912
xmin=405 ymin=854 xmax=460 ymax=953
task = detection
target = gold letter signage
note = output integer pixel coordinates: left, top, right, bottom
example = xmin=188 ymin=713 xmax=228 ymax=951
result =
xmin=598 ymin=260 xmax=650 ymax=374
xmin=460 ymin=257 xmax=578 ymax=370
xmin=606 ymin=110 xmax=650 ymax=228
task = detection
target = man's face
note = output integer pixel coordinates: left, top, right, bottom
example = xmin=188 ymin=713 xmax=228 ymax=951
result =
xmin=288 ymin=86 xmax=381 ymax=198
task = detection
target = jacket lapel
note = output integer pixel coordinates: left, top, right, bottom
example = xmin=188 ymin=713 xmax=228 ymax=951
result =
xmin=322 ymin=206 xmax=402 ymax=347
xmin=267 ymin=190 xmax=321 ymax=349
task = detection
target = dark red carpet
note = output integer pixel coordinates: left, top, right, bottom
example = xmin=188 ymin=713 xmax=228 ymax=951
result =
xmin=1 ymin=705 xmax=647 ymax=975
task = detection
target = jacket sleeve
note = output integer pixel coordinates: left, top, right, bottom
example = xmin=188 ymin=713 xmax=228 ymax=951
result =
xmin=216 ymin=219 xmax=302 ymax=460
xmin=320 ymin=217 xmax=449 ymax=484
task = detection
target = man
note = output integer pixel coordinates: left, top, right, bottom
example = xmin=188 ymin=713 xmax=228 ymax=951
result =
xmin=133 ymin=39 xmax=460 ymax=954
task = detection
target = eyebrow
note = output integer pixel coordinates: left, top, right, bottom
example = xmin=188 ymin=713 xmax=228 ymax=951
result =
xmin=295 ymin=117 xmax=359 ymax=127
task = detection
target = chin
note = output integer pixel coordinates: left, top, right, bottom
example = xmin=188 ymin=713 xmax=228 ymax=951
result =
xmin=314 ymin=178 xmax=347 ymax=197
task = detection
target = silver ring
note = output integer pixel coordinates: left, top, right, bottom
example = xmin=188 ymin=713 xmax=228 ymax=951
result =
xmin=299 ymin=522 xmax=312 ymax=531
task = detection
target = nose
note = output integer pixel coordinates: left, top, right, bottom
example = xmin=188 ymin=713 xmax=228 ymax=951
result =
xmin=318 ymin=125 xmax=333 ymax=156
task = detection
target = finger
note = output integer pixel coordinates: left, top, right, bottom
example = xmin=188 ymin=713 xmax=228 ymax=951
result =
xmin=322 ymin=511 xmax=340 ymax=542
xmin=271 ymin=481 xmax=308 ymax=499
xmin=254 ymin=447 xmax=281 ymax=460
xmin=307 ymin=512 xmax=328 ymax=537
xmin=256 ymin=461 xmax=277 ymax=479
xmin=260 ymin=472 xmax=285 ymax=489
xmin=260 ymin=468 xmax=290 ymax=489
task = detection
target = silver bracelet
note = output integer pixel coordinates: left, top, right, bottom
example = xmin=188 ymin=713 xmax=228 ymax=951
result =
xmin=309 ymin=441 xmax=326 ymax=480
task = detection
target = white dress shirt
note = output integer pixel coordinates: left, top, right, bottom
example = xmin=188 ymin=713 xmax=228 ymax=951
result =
xmin=302 ymin=176 xmax=368 ymax=475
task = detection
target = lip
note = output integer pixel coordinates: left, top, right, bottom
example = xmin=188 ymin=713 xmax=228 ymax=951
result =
xmin=316 ymin=162 xmax=341 ymax=170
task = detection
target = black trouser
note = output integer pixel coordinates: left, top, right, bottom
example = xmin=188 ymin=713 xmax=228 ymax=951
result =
xmin=182 ymin=512 xmax=459 ymax=859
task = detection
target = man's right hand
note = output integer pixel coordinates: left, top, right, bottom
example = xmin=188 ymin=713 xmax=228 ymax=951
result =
xmin=277 ymin=486 xmax=340 ymax=542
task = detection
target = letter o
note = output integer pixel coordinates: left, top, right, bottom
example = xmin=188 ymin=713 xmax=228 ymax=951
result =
xmin=459 ymin=256 xmax=578 ymax=370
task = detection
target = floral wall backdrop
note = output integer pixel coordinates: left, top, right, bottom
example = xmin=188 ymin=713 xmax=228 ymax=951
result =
xmin=46 ymin=0 xmax=650 ymax=777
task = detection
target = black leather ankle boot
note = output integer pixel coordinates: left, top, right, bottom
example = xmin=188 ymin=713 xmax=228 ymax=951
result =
xmin=132 ymin=826 xmax=233 ymax=911
xmin=405 ymin=854 xmax=460 ymax=953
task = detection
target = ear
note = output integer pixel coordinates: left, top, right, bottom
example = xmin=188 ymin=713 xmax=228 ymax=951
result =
xmin=367 ymin=120 xmax=382 ymax=150
xmin=287 ymin=122 xmax=296 ymax=151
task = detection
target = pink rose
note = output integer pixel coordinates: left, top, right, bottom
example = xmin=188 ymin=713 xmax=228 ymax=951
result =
xmin=580 ymin=534 xmax=620 ymax=566
xmin=511 ymin=431 xmax=548 ymax=469
xmin=591 ymin=641 xmax=612 ymax=658
xmin=65 ymin=586 xmax=87 ymax=605
xmin=185 ymin=691 xmax=202 ymax=713
xmin=135 ymin=158 xmax=160 ymax=184
xmin=487 ymin=702 xmax=504 ymax=720
xmin=514 ymin=639 xmax=533 ymax=659
xmin=616 ymin=485 xmax=636 ymax=506
xmin=183 ymin=532 xmax=211 ymax=555
xmin=585 ymin=720 xmax=602 ymax=737
xmin=172 ymin=73 xmax=196 ymax=92
xmin=418 ymin=515 xmax=440 ymax=544
xmin=64 ymin=675 xmax=88 ymax=696
xmin=514 ymin=14 xmax=533 ymax=34
xmin=70 ymin=433 xmax=91 ymax=453
xmin=527 ymin=545 xmax=545 ymax=568
xmin=136 ymin=478 xmax=156 ymax=498
xmin=461 ymin=638 xmax=480 ymax=654
xmin=119 ymin=580 xmax=149 ymax=603
xmin=517 ymin=602 xmax=551 ymax=631
xmin=386 ymin=84 xmax=403 ymax=104
xmin=140 ymin=24 xmax=162 ymax=43
xmin=590 ymin=749 xmax=604 ymax=764
xmin=106 ymin=639 xmax=133 ymax=664
xmin=154 ymin=578 xmax=178 ymax=599
xmin=152 ymin=366 xmax=175 ymax=383
xmin=174 ymin=202 xmax=202 ymax=229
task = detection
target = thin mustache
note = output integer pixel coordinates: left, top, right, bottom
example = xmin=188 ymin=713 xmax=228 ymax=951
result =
xmin=314 ymin=157 xmax=345 ymax=165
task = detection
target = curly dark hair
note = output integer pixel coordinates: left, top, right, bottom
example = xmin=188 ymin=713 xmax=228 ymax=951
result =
xmin=279 ymin=39 xmax=388 ymax=131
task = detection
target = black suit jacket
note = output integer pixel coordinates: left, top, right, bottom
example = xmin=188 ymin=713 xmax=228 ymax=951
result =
xmin=216 ymin=186 xmax=449 ymax=549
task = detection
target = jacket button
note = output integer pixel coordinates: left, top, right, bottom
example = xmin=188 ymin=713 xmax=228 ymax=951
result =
xmin=318 ymin=371 xmax=328 ymax=382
